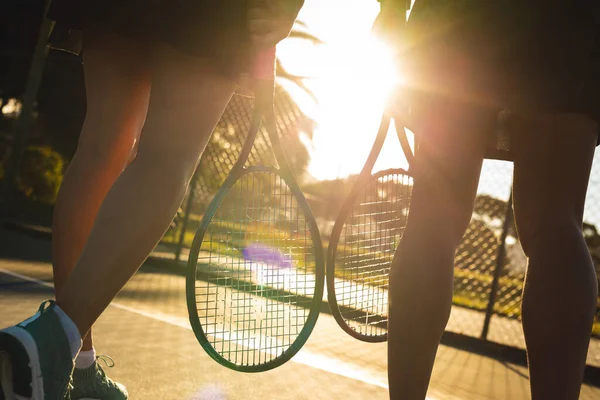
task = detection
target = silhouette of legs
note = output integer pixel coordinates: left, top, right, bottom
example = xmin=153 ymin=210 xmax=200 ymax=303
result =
xmin=511 ymin=112 xmax=598 ymax=400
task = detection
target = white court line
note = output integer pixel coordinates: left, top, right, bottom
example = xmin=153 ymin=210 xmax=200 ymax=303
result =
xmin=0 ymin=267 xmax=440 ymax=399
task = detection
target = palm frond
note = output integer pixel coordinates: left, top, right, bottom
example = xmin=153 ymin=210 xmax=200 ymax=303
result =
xmin=275 ymin=59 xmax=317 ymax=101
xmin=288 ymin=30 xmax=325 ymax=45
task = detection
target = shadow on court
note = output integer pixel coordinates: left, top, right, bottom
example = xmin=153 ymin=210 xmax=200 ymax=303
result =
xmin=1 ymin=224 xmax=600 ymax=399
xmin=0 ymin=223 xmax=52 ymax=263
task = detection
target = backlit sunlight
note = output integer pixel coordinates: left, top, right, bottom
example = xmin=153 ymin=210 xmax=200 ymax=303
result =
xmin=277 ymin=0 xmax=411 ymax=182
xmin=274 ymin=0 xmax=597 ymax=228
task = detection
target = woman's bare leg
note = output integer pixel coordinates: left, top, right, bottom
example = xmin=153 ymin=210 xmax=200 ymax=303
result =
xmin=55 ymin=40 xmax=236 ymax=336
xmin=511 ymin=113 xmax=598 ymax=400
xmin=52 ymin=32 xmax=151 ymax=351
xmin=388 ymin=100 xmax=490 ymax=400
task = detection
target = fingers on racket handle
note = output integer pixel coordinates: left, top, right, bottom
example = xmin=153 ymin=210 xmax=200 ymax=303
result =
xmin=252 ymin=47 xmax=277 ymax=81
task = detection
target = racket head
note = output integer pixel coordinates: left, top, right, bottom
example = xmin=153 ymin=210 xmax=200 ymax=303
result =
xmin=326 ymin=168 xmax=413 ymax=342
xmin=186 ymin=165 xmax=324 ymax=372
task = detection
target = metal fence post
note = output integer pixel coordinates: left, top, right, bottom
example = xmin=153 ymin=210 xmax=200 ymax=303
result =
xmin=0 ymin=1 xmax=54 ymax=224
xmin=174 ymin=171 xmax=199 ymax=264
xmin=481 ymin=189 xmax=514 ymax=340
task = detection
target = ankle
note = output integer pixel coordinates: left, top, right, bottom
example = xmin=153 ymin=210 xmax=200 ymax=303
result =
xmin=76 ymin=348 xmax=97 ymax=369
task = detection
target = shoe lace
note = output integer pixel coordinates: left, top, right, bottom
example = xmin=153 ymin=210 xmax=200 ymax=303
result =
xmin=94 ymin=354 xmax=121 ymax=389
xmin=64 ymin=377 xmax=74 ymax=400
xmin=96 ymin=354 xmax=116 ymax=368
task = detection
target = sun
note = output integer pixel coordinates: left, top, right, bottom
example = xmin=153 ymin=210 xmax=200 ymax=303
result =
xmin=276 ymin=0 xmax=411 ymax=182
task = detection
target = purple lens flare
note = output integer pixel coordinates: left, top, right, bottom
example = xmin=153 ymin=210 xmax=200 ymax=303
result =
xmin=242 ymin=243 xmax=293 ymax=269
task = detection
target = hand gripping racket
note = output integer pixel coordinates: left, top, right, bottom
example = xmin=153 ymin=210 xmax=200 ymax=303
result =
xmin=326 ymin=106 xmax=415 ymax=343
xmin=186 ymin=48 xmax=325 ymax=372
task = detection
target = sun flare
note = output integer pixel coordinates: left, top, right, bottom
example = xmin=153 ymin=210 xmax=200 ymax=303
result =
xmin=273 ymin=0 xmax=598 ymax=229
xmin=277 ymin=0 xmax=411 ymax=182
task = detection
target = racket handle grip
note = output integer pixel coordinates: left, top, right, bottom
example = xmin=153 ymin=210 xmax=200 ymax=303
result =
xmin=252 ymin=47 xmax=277 ymax=81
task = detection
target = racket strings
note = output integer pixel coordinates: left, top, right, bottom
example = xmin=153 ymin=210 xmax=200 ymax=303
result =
xmin=195 ymin=171 xmax=316 ymax=366
xmin=335 ymin=171 xmax=413 ymax=337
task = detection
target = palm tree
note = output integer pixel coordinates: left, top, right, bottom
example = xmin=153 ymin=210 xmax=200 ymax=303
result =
xmin=188 ymin=22 xmax=322 ymax=198
xmin=276 ymin=22 xmax=323 ymax=100
xmin=165 ymin=22 xmax=324 ymax=243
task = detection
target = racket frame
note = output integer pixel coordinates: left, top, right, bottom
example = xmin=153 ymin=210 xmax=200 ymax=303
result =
xmin=326 ymin=109 xmax=415 ymax=343
xmin=186 ymin=50 xmax=325 ymax=372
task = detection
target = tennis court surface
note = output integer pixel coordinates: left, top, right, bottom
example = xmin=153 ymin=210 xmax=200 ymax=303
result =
xmin=1 ymin=228 xmax=599 ymax=400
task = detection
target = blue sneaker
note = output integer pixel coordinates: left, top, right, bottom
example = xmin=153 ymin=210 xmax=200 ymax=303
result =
xmin=0 ymin=300 xmax=76 ymax=400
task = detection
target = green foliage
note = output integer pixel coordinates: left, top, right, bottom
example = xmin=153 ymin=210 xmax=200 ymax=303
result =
xmin=168 ymin=218 xmax=317 ymax=271
xmin=162 ymin=203 xmax=600 ymax=336
xmin=189 ymin=86 xmax=313 ymax=212
xmin=18 ymin=146 xmax=64 ymax=204
xmin=0 ymin=145 xmax=65 ymax=204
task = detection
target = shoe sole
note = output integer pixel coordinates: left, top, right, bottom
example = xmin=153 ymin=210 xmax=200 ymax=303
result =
xmin=0 ymin=327 xmax=43 ymax=400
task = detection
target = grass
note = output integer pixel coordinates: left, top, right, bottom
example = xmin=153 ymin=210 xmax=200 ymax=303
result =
xmin=161 ymin=219 xmax=600 ymax=336
xmin=165 ymin=218 xmax=318 ymax=270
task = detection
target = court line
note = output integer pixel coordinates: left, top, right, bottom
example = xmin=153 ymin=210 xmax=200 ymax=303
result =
xmin=0 ymin=267 xmax=440 ymax=399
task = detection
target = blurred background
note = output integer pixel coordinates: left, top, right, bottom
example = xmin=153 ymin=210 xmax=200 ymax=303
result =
xmin=1 ymin=0 xmax=599 ymax=398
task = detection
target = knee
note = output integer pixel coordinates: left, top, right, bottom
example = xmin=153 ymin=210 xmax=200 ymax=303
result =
xmin=127 ymin=141 xmax=139 ymax=165
xmin=75 ymin=126 xmax=139 ymax=171
xmin=134 ymin=142 xmax=202 ymax=185
xmin=409 ymin=169 xmax=479 ymax=251
xmin=517 ymin=218 xmax=586 ymax=260
xmin=136 ymin=131 xmax=212 ymax=180
xmin=405 ymin=195 xmax=474 ymax=253
xmin=391 ymin=200 xmax=471 ymax=288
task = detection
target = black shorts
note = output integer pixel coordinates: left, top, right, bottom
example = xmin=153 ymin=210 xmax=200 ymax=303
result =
xmin=47 ymin=1 xmax=252 ymax=76
xmin=404 ymin=0 xmax=600 ymax=159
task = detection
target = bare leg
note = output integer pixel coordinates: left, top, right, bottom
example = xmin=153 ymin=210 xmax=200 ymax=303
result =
xmin=52 ymin=33 xmax=151 ymax=351
xmin=387 ymin=101 xmax=490 ymax=400
xmin=511 ymin=113 xmax=599 ymax=400
xmin=55 ymin=39 xmax=237 ymax=337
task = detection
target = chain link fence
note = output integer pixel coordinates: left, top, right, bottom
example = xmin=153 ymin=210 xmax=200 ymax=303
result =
xmin=4 ymin=14 xmax=599 ymax=365
xmin=161 ymin=95 xmax=600 ymax=367
xmin=159 ymin=85 xmax=312 ymax=255
xmin=478 ymin=158 xmax=600 ymax=367
xmin=446 ymin=158 xmax=600 ymax=367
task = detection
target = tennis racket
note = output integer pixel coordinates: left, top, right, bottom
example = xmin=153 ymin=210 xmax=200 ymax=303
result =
xmin=326 ymin=107 xmax=415 ymax=343
xmin=186 ymin=47 xmax=325 ymax=372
